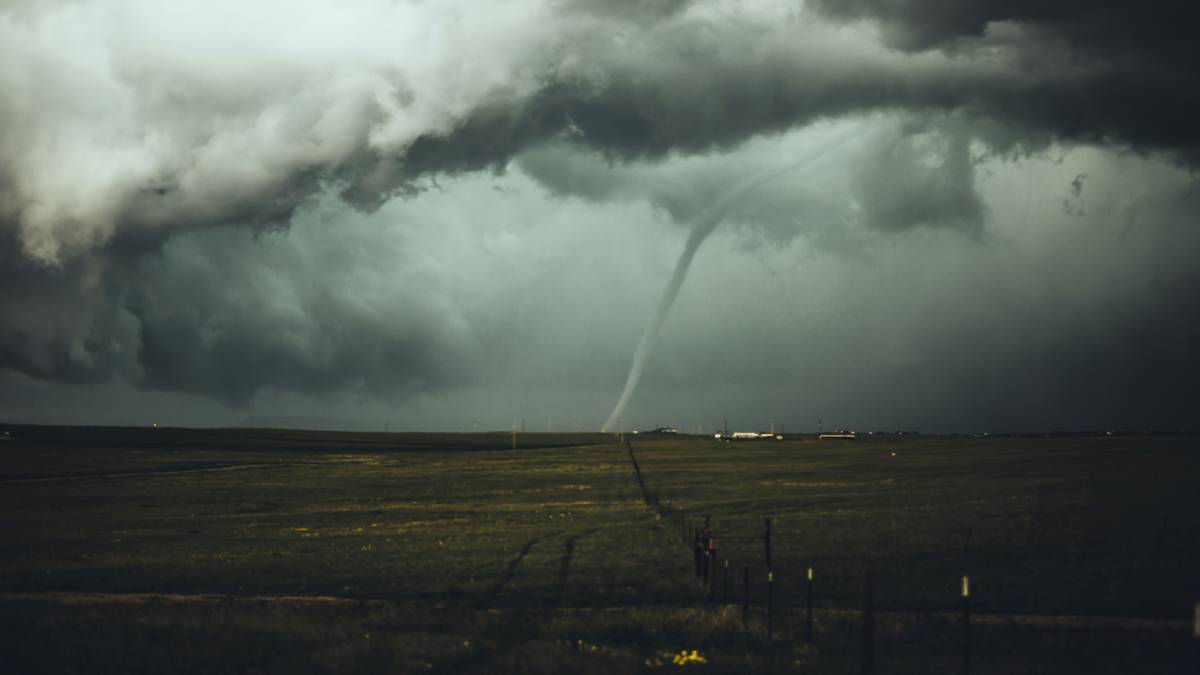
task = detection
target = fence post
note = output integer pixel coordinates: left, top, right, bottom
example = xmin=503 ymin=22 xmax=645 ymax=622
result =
xmin=764 ymin=517 xmax=772 ymax=642
xmin=1193 ymin=601 xmax=1199 ymax=674
xmin=765 ymin=517 xmax=772 ymax=567
xmin=962 ymin=574 xmax=971 ymax=675
xmin=767 ymin=569 xmax=774 ymax=640
xmin=805 ymin=565 xmax=813 ymax=644
xmin=862 ymin=566 xmax=874 ymax=674
xmin=723 ymin=559 xmax=729 ymax=603
xmin=742 ymin=566 xmax=750 ymax=632
xmin=700 ymin=547 xmax=710 ymax=598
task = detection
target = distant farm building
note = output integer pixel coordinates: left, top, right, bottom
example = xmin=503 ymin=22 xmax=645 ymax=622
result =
xmin=818 ymin=431 xmax=857 ymax=440
xmin=716 ymin=432 xmax=782 ymax=441
xmin=651 ymin=426 xmax=678 ymax=434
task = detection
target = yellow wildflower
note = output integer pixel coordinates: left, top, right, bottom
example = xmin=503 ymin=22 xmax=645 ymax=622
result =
xmin=671 ymin=649 xmax=707 ymax=665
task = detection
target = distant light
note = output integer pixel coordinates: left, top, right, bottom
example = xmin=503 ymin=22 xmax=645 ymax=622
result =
xmin=152 ymin=422 xmax=158 ymax=428
xmin=890 ymin=451 xmax=896 ymax=457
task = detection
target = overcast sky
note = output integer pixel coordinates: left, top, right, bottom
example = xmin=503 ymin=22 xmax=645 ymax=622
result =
xmin=2 ymin=0 xmax=1198 ymax=433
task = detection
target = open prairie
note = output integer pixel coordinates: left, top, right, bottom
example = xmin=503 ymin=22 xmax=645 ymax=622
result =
xmin=0 ymin=426 xmax=1197 ymax=673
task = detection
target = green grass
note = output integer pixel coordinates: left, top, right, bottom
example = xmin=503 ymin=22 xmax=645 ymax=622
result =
xmin=0 ymin=426 xmax=1196 ymax=673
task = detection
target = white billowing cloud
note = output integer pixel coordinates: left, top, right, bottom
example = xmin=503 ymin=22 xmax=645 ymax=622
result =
xmin=1 ymin=0 xmax=564 ymax=263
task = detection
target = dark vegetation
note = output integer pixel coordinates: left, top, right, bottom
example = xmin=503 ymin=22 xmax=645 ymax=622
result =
xmin=0 ymin=425 xmax=1196 ymax=673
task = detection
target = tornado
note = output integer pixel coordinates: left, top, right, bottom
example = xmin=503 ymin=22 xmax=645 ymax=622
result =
xmin=599 ymin=183 xmax=742 ymax=434
xmin=600 ymin=127 xmax=860 ymax=433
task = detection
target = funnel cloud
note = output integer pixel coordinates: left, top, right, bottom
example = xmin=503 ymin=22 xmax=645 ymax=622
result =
xmin=601 ymin=126 xmax=862 ymax=431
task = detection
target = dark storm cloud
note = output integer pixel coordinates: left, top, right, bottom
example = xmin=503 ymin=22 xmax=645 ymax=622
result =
xmin=0 ymin=226 xmax=473 ymax=405
xmin=389 ymin=3 xmax=1200 ymax=183
xmin=807 ymin=0 xmax=1197 ymax=54
xmin=808 ymin=0 xmax=1200 ymax=160
xmin=518 ymin=114 xmax=985 ymax=237
xmin=0 ymin=249 xmax=138 ymax=385
xmin=1 ymin=0 xmax=1198 ymax=414
xmin=851 ymin=119 xmax=985 ymax=233
xmin=123 ymin=235 xmax=465 ymax=405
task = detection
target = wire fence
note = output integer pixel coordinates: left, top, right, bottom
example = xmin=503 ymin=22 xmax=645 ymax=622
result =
xmin=625 ymin=442 xmax=1199 ymax=672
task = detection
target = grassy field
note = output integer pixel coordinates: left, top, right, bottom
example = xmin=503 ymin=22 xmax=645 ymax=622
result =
xmin=633 ymin=434 xmax=1200 ymax=618
xmin=0 ymin=426 xmax=1197 ymax=673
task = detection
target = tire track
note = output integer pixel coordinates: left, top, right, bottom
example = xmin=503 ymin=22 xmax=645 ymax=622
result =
xmin=476 ymin=531 xmax=561 ymax=608
xmin=557 ymin=527 xmax=602 ymax=598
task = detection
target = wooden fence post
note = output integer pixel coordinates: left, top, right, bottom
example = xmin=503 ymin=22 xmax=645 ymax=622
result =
xmin=767 ymin=569 xmax=774 ymax=639
xmin=962 ymin=574 xmax=971 ymax=675
xmin=805 ymin=565 xmax=813 ymax=644
xmin=765 ymin=517 xmax=772 ymax=567
xmin=764 ymin=517 xmax=772 ymax=641
xmin=723 ymin=559 xmax=729 ymax=603
xmin=1193 ymin=601 xmax=1199 ymax=674
xmin=700 ymin=547 xmax=710 ymax=598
